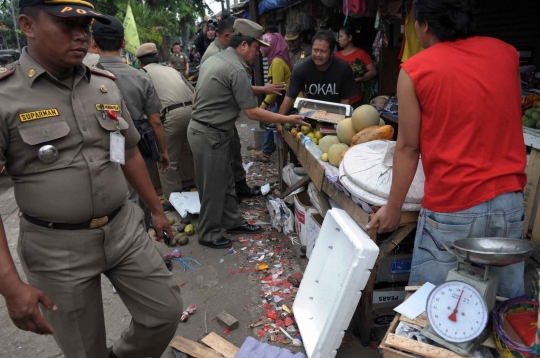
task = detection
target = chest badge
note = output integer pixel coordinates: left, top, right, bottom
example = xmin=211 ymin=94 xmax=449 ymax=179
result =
xmin=100 ymin=85 xmax=108 ymax=93
xmin=0 ymin=68 xmax=7 ymax=74
xmin=38 ymin=145 xmax=59 ymax=164
xmin=28 ymin=69 xmax=36 ymax=78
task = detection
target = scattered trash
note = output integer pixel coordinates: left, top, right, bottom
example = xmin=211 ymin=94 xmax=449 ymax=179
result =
xmin=243 ymin=162 xmax=254 ymax=173
xmin=178 ymin=282 xmax=187 ymax=287
xmin=258 ymin=263 xmax=269 ymax=271
xmin=279 ymin=327 xmax=303 ymax=347
xmin=223 ymin=327 xmax=231 ymax=336
xmin=163 ymin=249 xmax=182 ymax=260
xmin=173 ymin=257 xmax=201 ymax=272
xmin=228 ymin=269 xmax=235 ymax=275
xmin=180 ymin=305 xmax=197 ymax=322
xmin=228 ymin=249 xmax=235 ymax=254
xmin=261 ymin=183 xmax=271 ymax=195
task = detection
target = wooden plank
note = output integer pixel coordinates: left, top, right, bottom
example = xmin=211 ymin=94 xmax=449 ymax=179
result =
xmin=385 ymin=333 xmax=469 ymax=358
xmin=169 ymin=335 xmax=223 ymax=358
xmin=281 ymin=175 xmax=311 ymax=199
xmin=277 ymin=136 xmax=290 ymax=193
xmin=369 ymin=211 xmax=419 ymax=227
xmin=283 ymin=129 xmax=325 ymax=191
xmin=322 ymin=177 xmax=371 ymax=228
xmin=216 ymin=311 xmax=239 ymax=330
xmin=201 ymin=332 xmax=239 ymax=358
xmin=379 ymin=314 xmax=417 ymax=358
xmin=318 ymin=190 xmax=331 ymax=217
xmin=523 ymin=148 xmax=540 ymax=240
xmin=405 ymin=286 xmax=421 ymax=292
xmin=400 ymin=312 xmax=428 ymax=328
xmin=375 ymin=224 xmax=416 ymax=266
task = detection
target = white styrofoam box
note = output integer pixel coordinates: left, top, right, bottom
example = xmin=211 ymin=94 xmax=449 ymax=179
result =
xmin=169 ymin=192 xmax=201 ymax=218
xmin=293 ymin=208 xmax=379 ymax=358
xmin=306 ymin=213 xmax=323 ymax=259
xmin=294 ymin=191 xmax=318 ymax=246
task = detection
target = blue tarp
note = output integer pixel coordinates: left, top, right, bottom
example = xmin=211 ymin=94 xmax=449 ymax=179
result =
xmin=258 ymin=0 xmax=289 ymax=15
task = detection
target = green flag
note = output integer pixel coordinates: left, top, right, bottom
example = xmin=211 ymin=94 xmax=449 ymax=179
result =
xmin=123 ymin=2 xmax=140 ymax=54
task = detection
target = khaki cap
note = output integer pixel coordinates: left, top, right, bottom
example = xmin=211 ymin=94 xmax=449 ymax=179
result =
xmin=233 ymin=19 xmax=270 ymax=47
xmin=136 ymin=43 xmax=158 ymax=58
xmin=284 ymin=24 xmax=302 ymax=41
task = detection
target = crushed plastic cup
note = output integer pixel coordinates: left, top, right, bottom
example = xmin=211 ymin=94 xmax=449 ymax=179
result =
xmin=180 ymin=304 xmax=197 ymax=322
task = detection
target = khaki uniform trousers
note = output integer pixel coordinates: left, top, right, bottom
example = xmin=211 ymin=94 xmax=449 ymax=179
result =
xmin=188 ymin=121 xmax=244 ymax=242
xmin=231 ymin=113 xmax=248 ymax=185
xmin=17 ymin=200 xmax=183 ymax=358
xmin=159 ymin=106 xmax=192 ymax=201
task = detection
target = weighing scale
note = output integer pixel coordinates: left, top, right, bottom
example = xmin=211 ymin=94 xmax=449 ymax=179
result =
xmin=421 ymin=238 xmax=535 ymax=356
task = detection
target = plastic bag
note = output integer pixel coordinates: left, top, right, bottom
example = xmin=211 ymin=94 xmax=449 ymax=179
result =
xmin=307 ymin=182 xmax=323 ymax=215
xmin=266 ymin=197 xmax=294 ymax=235
xmin=282 ymin=163 xmax=305 ymax=196
xmin=259 ymin=0 xmax=289 ymax=15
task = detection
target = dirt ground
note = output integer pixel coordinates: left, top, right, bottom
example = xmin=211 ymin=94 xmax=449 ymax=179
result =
xmin=0 ymin=117 xmax=380 ymax=357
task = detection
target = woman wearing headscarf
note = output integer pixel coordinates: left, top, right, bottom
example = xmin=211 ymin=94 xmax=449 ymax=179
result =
xmin=252 ymin=32 xmax=293 ymax=162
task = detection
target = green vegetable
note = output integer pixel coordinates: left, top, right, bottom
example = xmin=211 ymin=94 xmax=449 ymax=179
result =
xmin=351 ymin=59 xmax=376 ymax=105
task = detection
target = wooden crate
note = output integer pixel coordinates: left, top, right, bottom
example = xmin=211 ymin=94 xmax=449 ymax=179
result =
xmin=524 ymin=129 xmax=540 ymax=244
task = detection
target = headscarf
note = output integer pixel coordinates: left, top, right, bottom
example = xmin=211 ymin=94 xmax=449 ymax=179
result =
xmin=261 ymin=33 xmax=293 ymax=70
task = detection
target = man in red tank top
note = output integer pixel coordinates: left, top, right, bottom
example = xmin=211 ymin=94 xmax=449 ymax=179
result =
xmin=367 ymin=0 xmax=526 ymax=299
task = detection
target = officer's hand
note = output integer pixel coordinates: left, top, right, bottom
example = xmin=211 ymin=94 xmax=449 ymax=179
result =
xmin=152 ymin=211 xmax=173 ymax=243
xmin=287 ymin=115 xmax=310 ymax=128
xmin=5 ymin=282 xmax=56 ymax=335
xmin=158 ymin=151 xmax=171 ymax=173
xmin=366 ymin=205 xmax=402 ymax=234
xmin=185 ymin=69 xmax=189 ymax=77
xmin=263 ymin=80 xmax=286 ymax=95
xmin=276 ymin=123 xmax=284 ymax=139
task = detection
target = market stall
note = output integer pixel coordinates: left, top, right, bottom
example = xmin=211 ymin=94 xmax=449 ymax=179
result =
xmin=277 ymin=116 xmax=419 ymax=345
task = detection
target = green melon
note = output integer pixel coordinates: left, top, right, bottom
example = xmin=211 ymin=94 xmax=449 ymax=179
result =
xmin=523 ymin=117 xmax=537 ymax=128
xmin=336 ymin=118 xmax=356 ymax=145
xmin=351 ymin=105 xmax=380 ymax=132
xmin=525 ymin=108 xmax=536 ymax=118
xmin=532 ymin=111 xmax=540 ymax=121
xmin=318 ymin=135 xmax=341 ymax=153
xmin=328 ymin=143 xmax=349 ymax=167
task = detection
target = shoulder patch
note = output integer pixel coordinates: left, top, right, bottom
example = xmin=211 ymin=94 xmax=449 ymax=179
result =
xmin=0 ymin=66 xmax=14 ymax=81
xmin=88 ymin=66 xmax=116 ymax=80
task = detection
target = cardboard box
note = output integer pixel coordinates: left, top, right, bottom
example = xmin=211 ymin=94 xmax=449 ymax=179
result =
xmin=372 ymin=287 xmax=406 ymax=327
xmin=306 ymin=213 xmax=324 ymax=259
xmin=294 ymin=191 xmax=318 ymax=246
xmin=375 ymin=254 xmax=413 ymax=284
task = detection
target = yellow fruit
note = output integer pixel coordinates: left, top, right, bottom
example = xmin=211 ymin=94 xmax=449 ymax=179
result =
xmin=296 ymin=132 xmax=302 ymax=141
xmin=315 ymin=131 xmax=323 ymax=139
xmin=307 ymin=132 xmax=315 ymax=139
xmin=321 ymin=153 xmax=329 ymax=162
xmin=301 ymin=125 xmax=311 ymax=134
xmin=313 ymin=138 xmax=319 ymax=145
xmin=336 ymin=118 xmax=357 ymax=145
xmin=184 ymin=224 xmax=194 ymax=235
xmin=168 ymin=217 xmax=175 ymax=225
xmin=291 ymin=128 xmax=298 ymax=137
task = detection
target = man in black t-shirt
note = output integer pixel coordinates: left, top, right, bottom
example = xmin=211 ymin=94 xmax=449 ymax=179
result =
xmin=277 ymin=30 xmax=357 ymax=135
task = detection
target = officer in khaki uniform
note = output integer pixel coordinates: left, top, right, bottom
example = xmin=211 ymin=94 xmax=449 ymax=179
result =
xmin=170 ymin=42 xmax=189 ymax=78
xmin=285 ymin=24 xmax=312 ymax=67
xmin=189 ymin=19 xmax=307 ymax=249
xmin=0 ymin=2 xmax=182 ymax=358
xmin=92 ymin=16 xmax=169 ymax=229
xmin=136 ymin=43 xmax=194 ymax=207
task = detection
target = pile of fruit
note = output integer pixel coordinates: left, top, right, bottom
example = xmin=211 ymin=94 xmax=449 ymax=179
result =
xmin=285 ymin=105 xmax=394 ymax=167
xmin=522 ymin=103 xmax=540 ymax=129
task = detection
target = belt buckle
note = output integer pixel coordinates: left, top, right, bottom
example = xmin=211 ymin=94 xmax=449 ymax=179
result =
xmin=90 ymin=216 xmax=108 ymax=229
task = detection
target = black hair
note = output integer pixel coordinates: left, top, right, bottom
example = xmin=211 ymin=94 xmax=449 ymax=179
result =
xmin=172 ymin=43 xmax=181 ymax=48
xmin=413 ymin=0 xmax=477 ymax=42
xmin=93 ymin=37 xmax=123 ymax=52
xmin=218 ymin=14 xmax=235 ymax=34
xmin=312 ymin=30 xmax=336 ymax=52
xmin=266 ymin=25 xmax=279 ymax=33
xmin=229 ymin=34 xmax=255 ymax=49
xmin=340 ymin=24 xmax=361 ymax=38
xmin=19 ymin=6 xmax=40 ymax=21
xmin=138 ymin=53 xmax=160 ymax=65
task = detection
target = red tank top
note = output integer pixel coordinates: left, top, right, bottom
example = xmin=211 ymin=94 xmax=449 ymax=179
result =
xmin=401 ymin=37 xmax=526 ymax=212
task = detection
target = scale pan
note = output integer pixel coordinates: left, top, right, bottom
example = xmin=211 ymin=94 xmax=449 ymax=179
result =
xmin=453 ymin=238 xmax=535 ymax=266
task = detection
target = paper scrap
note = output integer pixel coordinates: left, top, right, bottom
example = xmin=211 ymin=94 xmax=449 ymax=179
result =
xmin=394 ymin=282 xmax=436 ymax=320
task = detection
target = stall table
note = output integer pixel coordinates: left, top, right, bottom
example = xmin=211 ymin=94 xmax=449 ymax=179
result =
xmin=278 ymin=129 xmax=419 ymax=345
xmin=523 ymin=128 xmax=540 ymax=244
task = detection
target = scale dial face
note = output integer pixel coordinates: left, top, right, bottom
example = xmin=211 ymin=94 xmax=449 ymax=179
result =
xmin=426 ymin=281 xmax=488 ymax=343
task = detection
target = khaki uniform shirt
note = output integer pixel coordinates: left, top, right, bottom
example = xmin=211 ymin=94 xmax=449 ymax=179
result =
xmin=170 ymin=53 xmax=188 ymax=73
xmin=289 ymin=43 xmax=312 ymax=67
xmin=200 ymin=38 xmax=227 ymax=66
xmin=0 ymin=49 xmax=140 ymax=223
xmin=192 ymin=47 xmax=258 ymax=131
xmin=143 ymin=63 xmax=194 ymax=110
xmin=97 ymin=56 xmax=162 ymax=121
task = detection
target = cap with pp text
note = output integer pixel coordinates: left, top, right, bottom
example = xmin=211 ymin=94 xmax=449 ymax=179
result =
xmin=19 ymin=0 xmax=111 ymax=24
xmin=92 ymin=15 xmax=124 ymax=39
xmin=233 ymin=19 xmax=270 ymax=47
xmin=284 ymin=24 xmax=302 ymax=41
xmin=136 ymin=43 xmax=158 ymax=58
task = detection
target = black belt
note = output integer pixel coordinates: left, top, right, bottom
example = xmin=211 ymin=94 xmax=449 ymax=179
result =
xmin=191 ymin=118 xmax=227 ymax=133
xmin=164 ymin=101 xmax=192 ymax=114
xmin=22 ymin=206 xmax=123 ymax=230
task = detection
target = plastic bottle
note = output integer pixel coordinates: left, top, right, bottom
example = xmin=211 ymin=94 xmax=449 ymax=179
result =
xmin=300 ymin=134 xmax=322 ymax=159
